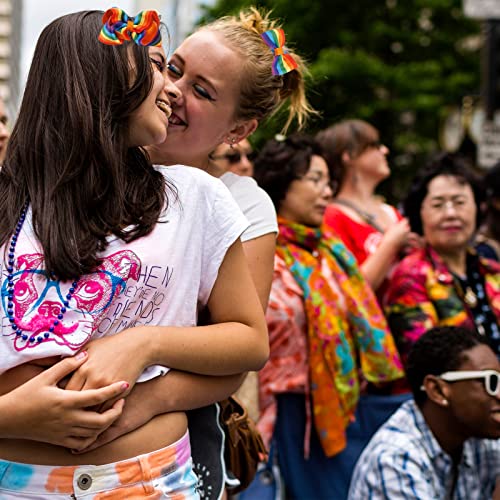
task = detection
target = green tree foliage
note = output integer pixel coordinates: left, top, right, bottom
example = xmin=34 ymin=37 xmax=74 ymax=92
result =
xmin=200 ymin=0 xmax=481 ymax=200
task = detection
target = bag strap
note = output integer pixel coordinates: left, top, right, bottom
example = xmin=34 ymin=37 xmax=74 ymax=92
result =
xmin=334 ymin=198 xmax=385 ymax=233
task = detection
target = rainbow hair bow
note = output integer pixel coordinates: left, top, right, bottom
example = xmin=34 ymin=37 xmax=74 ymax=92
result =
xmin=260 ymin=28 xmax=298 ymax=76
xmin=98 ymin=7 xmax=162 ymax=47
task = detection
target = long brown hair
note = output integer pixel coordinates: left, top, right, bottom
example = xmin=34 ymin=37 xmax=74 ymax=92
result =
xmin=316 ymin=119 xmax=379 ymax=193
xmin=0 ymin=11 xmax=168 ymax=280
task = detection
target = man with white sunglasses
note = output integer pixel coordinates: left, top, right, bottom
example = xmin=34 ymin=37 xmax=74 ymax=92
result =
xmin=349 ymin=326 xmax=500 ymax=499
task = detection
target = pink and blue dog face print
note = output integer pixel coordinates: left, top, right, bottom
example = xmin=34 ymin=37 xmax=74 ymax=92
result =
xmin=2 ymin=250 xmax=141 ymax=352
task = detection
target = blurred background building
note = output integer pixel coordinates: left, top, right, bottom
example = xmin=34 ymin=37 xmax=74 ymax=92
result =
xmin=136 ymin=0 xmax=214 ymax=51
xmin=0 ymin=0 xmax=22 ymax=121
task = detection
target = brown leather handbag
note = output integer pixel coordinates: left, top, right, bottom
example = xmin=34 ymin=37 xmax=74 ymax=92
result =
xmin=219 ymin=396 xmax=268 ymax=493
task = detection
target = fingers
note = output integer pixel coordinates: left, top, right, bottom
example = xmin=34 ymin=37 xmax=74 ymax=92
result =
xmin=74 ymin=398 xmax=126 ymax=430
xmin=63 ymin=435 xmax=102 ymax=452
xmin=69 ymin=400 xmax=126 ymax=453
xmin=72 ymin=425 xmax=119 ymax=454
xmin=396 ymin=219 xmax=411 ymax=237
xmin=97 ymin=398 xmax=125 ymax=431
xmin=398 ymin=219 xmax=410 ymax=231
xmin=66 ymin=426 xmax=105 ymax=438
xmin=73 ymin=383 xmax=129 ymax=409
xmin=45 ymin=427 xmax=106 ymax=450
xmin=43 ymin=352 xmax=88 ymax=385
xmin=64 ymin=369 xmax=86 ymax=392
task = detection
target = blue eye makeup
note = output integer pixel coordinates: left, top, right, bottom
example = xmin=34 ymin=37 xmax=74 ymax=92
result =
xmin=167 ymin=62 xmax=182 ymax=77
xmin=194 ymin=84 xmax=215 ymax=101
xmin=167 ymin=60 xmax=216 ymax=102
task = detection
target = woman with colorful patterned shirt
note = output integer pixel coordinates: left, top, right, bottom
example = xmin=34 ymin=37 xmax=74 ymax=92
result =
xmin=253 ymin=134 xmax=404 ymax=499
xmin=385 ymin=153 xmax=500 ymax=363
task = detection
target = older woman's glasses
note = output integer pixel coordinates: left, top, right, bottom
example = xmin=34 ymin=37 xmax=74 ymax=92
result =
xmin=301 ymin=175 xmax=336 ymax=193
xmin=426 ymin=370 xmax=500 ymax=397
xmin=425 ymin=197 xmax=470 ymax=213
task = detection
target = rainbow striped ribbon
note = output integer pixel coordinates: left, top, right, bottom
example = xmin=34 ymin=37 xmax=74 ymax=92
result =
xmin=98 ymin=7 xmax=161 ymax=47
xmin=260 ymin=28 xmax=298 ymax=76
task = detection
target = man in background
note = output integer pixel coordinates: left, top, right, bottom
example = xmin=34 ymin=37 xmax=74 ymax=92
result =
xmin=349 ymin=326 xmax=500 ymax=499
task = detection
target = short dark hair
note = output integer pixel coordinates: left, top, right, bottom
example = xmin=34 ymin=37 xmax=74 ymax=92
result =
xmin=403 ymin=152 xmax=483 ymax=235
xmin=406 ymin=326 xmax=488 ymax=405
xmin=0 ymin=11 xmax=169 ymax=280
xmin=253 ymin=133 xmax=326 ymax=211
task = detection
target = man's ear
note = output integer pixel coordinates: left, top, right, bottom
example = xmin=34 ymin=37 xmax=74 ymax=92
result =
xmin=225 ymin=119 xmax=258 ymax=145
xmin=423 ymin=375 xmax=451 ymax=408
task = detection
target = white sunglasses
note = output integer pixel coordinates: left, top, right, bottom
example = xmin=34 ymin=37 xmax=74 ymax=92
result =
xmin=421 ymin=370 xmax=500 ymax=397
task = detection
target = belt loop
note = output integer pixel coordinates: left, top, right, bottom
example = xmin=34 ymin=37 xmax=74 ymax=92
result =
xmin=138 ymin=455 xmax=155 ymax=494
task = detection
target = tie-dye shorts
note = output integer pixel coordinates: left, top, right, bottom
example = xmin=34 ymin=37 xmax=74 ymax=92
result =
xmin=0 ymin=431 xmax=199 ymax=499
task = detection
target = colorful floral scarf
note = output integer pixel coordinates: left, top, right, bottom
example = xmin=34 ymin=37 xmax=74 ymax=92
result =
xmin=276 ymin=217 xmax=403 ymax=456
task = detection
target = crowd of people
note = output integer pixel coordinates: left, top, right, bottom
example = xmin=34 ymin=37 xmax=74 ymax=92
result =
xmin=0 ymin=5 xmax=498 ymax=500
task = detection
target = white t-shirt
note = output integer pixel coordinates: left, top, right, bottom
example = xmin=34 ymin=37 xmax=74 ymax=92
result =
xmin=0 ymin=165 xmax=248 ymax=377
xmin=220 ymin=172 xmax=277 ymax=242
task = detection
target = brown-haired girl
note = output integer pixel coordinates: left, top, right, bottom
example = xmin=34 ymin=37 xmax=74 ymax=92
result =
xmin=0 ymin=9 xmax=268 ymax=498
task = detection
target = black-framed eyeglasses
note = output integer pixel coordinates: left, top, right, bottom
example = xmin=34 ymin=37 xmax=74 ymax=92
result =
xmin=210 ymin=150 xmax=257 ymax=164
xmin=421 ymin=370 xmax=500 ymax=397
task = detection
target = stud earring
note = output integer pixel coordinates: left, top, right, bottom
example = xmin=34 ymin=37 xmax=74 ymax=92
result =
xmin=442 ymin=399 xmax=448 ymax=406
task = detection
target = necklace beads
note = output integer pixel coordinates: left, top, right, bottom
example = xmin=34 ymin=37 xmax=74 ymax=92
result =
xmin=6 ymin=204 xmax=79 ymax=344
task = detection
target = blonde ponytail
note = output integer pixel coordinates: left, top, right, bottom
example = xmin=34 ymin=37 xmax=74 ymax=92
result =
xmin=200 ymin=7 xmax=317 ymax=132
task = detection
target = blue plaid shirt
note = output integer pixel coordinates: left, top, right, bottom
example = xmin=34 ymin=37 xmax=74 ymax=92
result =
xmin=348 ymin=400 xmax=499 ymax=500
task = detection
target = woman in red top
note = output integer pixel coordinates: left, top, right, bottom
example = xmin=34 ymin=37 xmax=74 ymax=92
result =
xmin=316 ymin=119 xmax=417 ymax=294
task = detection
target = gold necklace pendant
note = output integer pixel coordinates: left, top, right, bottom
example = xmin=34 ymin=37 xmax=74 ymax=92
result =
xmin=464 ymin=286 xmax=478 ymax=308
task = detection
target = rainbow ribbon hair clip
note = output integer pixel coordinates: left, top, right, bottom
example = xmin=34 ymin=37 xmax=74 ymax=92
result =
xmin=260 ymin=28 xmax=298 ymax=76
xmin=98 ymin=7 xmax=162 ymax=47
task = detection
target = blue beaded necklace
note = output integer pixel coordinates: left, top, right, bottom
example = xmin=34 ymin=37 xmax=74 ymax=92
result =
xmin=6 ymin=203 xmax=79 ymax=344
